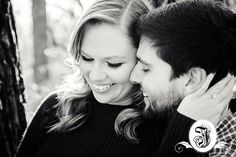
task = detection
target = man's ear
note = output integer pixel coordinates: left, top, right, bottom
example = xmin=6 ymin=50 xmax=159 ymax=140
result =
xmin=183 ymin=67 xmax=207 ymax=96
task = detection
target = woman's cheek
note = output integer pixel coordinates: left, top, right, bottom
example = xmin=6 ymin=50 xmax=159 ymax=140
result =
xmin=78 ymin=61 xmax=90 ymax=75
xmin=109 ymin=65 xmax=134 ymax=83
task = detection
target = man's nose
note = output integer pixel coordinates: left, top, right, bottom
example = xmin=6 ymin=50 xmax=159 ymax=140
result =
xmin=89 ymin=62 xmax=106 ymax=82
xmin=130 ymin=63 xmax=142 ymax=84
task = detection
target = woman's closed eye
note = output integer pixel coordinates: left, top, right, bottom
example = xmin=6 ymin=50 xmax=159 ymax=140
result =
xmin=80 ymin=53 xmax=123 ymax=68
xmin=81 ymin=54 xmax=94 ymax=62
xmin=107 ymin=62 xmax=123 ymax=68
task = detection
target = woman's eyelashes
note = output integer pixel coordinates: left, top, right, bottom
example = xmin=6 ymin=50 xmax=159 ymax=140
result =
xmin=107 ymin=62 xmax=123 ymax=68
xmin=81 ymin=54 xmax=94 ymax=62
xmin=80 ymin=54 xmax=123 ymax=68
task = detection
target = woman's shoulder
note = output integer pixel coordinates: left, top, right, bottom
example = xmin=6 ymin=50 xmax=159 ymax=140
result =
xmin=35 ymin=92 xmax=60 ymax=128
xmin=40 ymin=92 xmax=59 ymax=107
xmin=36 ymin=92 xmax=94 ymax=128
xmin=38 ymin=93 xmax=59 ymax=114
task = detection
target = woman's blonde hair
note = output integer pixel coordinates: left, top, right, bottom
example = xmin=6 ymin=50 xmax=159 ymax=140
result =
xmin=50 ymin=0 xmax=154 ymax=143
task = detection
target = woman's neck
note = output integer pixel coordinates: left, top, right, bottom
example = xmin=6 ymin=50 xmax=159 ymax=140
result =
xmin=108 ymin=97 xmax=133 ymax=106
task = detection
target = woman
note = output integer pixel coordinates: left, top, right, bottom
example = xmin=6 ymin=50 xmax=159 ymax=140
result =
xmin=15 ymin=0 xmax=234 ymax=157
xmin=15 ymin=1 xmax=159 ymax=157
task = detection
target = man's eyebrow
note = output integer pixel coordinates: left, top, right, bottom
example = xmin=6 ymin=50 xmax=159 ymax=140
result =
xmin=137 ymin=56 xmax=149 ymax=65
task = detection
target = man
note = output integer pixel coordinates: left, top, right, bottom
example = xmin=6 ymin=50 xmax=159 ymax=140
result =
xmin=130 ymin=0 xmax=236 ymax=156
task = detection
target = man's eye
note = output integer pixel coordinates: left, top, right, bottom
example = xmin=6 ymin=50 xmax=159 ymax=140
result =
xmin=142 ymin=68 xmax=150 ymax=73
xmin=81 ymin=55 xmax=94 ymax=62
xmin=107 ymin=62 xmax=123 ymax=68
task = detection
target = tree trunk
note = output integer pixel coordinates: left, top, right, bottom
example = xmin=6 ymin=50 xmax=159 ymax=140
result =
xmin=32 ymin=0 xmax=48 ymax=84
xmin=0 ymin=0 xmax=27 ymax=157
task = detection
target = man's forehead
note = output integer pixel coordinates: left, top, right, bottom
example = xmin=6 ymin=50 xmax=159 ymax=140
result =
xmin=138 ymin=37 xmax=160 ymax=57
xmin=140 ymin=36 xmax=153 ymax=46
xmin=136 ymin=41 xmax=148 ymax=59
xmin=137 ymin=36 xmax=151 ymax=55
xmin=136 ymin=39 xmax=157 ymax=65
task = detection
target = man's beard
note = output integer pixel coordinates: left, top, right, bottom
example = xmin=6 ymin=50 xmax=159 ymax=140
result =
xmin=143 ymin=86 xmax=183 ymax=120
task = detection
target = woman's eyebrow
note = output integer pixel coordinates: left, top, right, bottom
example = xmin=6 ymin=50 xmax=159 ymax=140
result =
xmin=80 ymin=49 xmax=125 ymax=60
xmin=104 ymin=56 xmax=125 ymax=60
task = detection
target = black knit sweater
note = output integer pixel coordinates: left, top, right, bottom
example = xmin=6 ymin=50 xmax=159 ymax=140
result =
xmin=15 ymin=94 xmax=204 ymax=157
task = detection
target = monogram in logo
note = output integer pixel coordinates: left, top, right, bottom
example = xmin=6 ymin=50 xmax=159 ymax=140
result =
xmin=193 ymin=125 xmax=211 ymax=148
xmin=189 ymin=120 xmax=217 ymax=153
xmin=175 ymin=120 xmax=217 ymax=153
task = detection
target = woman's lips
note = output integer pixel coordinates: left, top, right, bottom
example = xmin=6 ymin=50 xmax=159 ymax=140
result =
xmin=92 ymin=83 xmax=115 ymax=93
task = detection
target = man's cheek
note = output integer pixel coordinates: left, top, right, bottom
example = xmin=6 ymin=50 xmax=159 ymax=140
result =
xmin=144 ymin=86 xmax=156 ymax=98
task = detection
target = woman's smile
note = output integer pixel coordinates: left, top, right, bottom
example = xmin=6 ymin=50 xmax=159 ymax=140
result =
xmin=92 ymin=83 xmax=115 ymax=93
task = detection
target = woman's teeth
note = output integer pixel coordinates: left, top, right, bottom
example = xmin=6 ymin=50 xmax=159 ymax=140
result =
xmin=92 ymin=83 xmax=114 ymax=92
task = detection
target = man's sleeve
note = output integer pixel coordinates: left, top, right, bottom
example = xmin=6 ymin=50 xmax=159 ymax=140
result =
xmin=151 ymin=111 xmax=208 ymax=157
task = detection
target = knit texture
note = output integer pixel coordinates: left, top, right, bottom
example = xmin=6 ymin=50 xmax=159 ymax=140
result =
xmin=15 ymin=95 xmax=160 ymax=157
xmin=15 ymin=94 xmax=204 ymax=157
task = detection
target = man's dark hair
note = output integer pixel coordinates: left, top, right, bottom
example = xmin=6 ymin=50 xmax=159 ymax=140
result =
xmin=138 ymin=0 xmax=236 ymax=85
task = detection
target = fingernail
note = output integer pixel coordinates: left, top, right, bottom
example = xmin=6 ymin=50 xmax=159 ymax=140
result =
xmin=209 ymin=73 xmax=215 ymax=77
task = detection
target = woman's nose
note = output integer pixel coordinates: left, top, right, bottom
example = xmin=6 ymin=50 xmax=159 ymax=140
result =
xmin=89 ymin=62 xmax=106 ymax=82
xmin=130 ymin=63 xmax=142 ymax=85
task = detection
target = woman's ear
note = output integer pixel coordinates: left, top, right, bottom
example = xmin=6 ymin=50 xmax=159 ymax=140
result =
xmin=183 ymin=67 xmax=207 ymax=96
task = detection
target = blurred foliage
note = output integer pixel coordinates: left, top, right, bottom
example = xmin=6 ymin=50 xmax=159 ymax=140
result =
xmin=11 ymin=0 xmax=97 ymax=123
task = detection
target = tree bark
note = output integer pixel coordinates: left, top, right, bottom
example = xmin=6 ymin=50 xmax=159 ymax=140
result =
xmin=0 ymin=0 xmax=27 ymax=157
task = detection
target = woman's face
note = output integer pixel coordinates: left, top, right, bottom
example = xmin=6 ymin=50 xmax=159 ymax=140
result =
xmin=78 ymin=23 xmax=137 ymax=105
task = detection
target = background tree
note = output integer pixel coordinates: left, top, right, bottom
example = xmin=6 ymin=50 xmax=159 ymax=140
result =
xmin=32 ymin=0 xmax=48 ymax=84
xmin=0 ymin=0 xmax=27 ymax=157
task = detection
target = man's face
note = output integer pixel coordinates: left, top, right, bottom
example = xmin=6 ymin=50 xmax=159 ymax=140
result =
xmin=130 ymin=37 xmax=184 ymax=118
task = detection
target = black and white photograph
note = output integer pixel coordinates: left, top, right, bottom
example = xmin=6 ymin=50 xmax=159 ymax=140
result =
xmin=0 ymin=0 xmax=236 ymax=156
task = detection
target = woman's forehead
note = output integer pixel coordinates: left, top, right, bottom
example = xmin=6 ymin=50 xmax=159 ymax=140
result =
xmin=81 ymin=23 xmax=136 ymax=59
